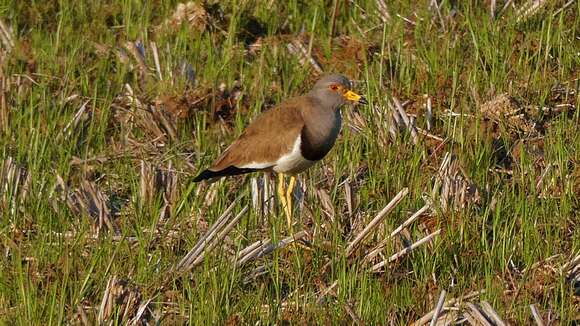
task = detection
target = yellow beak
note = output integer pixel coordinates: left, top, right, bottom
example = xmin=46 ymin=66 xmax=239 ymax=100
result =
xmin=344 ymin=90 xmax=368 ymax=105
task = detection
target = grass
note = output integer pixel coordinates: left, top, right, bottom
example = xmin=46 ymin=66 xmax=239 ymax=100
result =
xmin=0 ymin=0 xmax=578 ymax=324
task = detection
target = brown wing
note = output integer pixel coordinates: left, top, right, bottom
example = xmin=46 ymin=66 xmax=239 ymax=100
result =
xmin=208 ymin=97 xmax=306 ymax=172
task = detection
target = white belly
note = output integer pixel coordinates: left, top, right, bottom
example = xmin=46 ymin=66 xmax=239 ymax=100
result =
xmin=273 ymin=135 xmax=316 ymax=174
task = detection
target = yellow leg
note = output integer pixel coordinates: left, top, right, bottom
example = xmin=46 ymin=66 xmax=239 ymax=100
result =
xmin=278 ymin=175 xmax=309 ymax=249
xmin=277 ymin=172 xmax=287 ymax=219
xmin=285 ymin=175 xmax=296 ymax=229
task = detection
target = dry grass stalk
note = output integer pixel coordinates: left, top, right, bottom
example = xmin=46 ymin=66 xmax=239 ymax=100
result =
xmin=385 ymin=99 xmax=444 ymax=144
xmin=60 ymin=100 xmax=91 ymax=140
xmin=529 ymin=304 xmax=546 ymax=326
xmin=431 ymin=152 xmax=481 ymax=213
xmin=0 ymin=19 xmax=14 ymax=52
xmin=535 ymin=162 xmax=553 ymax=194
xmin=411 ymin=290 xmax=485 ymax=326
xmin=392 ymin=97 xmax=419 ymax=144
xmin=124 ymin=41 xmax=148 ymax=77
xmin=287 ymin=39 xmax=323 ymax=74
xmin=416 ymin=127 xmax=445 ymax=142
xmin=0 ymin=20 xmax=12 ymax=133
xmin=389 ymin=107 xmax=402 ymax=141
xmin=432 ymin=310 xmax=460 ymax=326
xmin=76 ymin=304 xmax=90 ymax=325
xmin=429 ymin=0 xmax=446 ymax=30
xmin=480 ymin=301 xmax=507 ymax=326
xmin=50 ymin=230 xmax=138 ymax=246
xmin=190 ymin=206 xmax=248 ymax=266
xmin=395 ymin=13 xmax=417 ymax=25
xmin=262 ymin=173 xmax=275 ymax=216
xmin=329 ymin=0 xmax=341 ymax=40
xmin=391 ymin=204 xmax=430 ymax=238
xmin=175 ymin=196 xmax=245 ymax=273
xmin=250 ymin=177 xmax=260 ymax=211
xmin=128 ymin=298 xmax=155 ymax=325
xmin=0 ymin=64 xmax=8 ymax=133
xmin=466 ymin=302 xmax=493 ymax=326
xmin=102 ymin=38 xmax=195 ymax=89
xmin=425 ymin=96 xmax=433 ymax=131
xmin=317 ymin=280 xmax=339 ymax=304
xmin=376 ymin=0 xmax=391 ymax=22
xmin=463 ymin=312 xmax=479 ymax=325
xmin=345 ymin=187 xmax=409 ymax=257
xmin=522 ymin=254 xmax=562 ymax=274
xmin=242 ymin=265 xmax=269 ymax=284
xmin=346 ymin=105 xmax=395 ymax=150
xmin=116 ymin=83 xmax=179 ymax=145
xmin=515 ymin=0 xmax=548 ymax=23
xmin=429 ymin=290 xmax=447 ymax=326
xmin=150 ymin=42 xmax=162 ymax=80
xmin=561 ymin=252 xmax=580 ymax=274
xmin=371 ymin=229 xmax=441 ymax=272
xmin=345 ymin=108 xmax=367 ymax=133
xmin=414 ymin=296 xmax=506 ymax=325
xmin=344 ymin=301 xmax=363 ymax=325
xmin=344 ymin=178 xmax=355 ymax=218
xmin=236 ymin=239 xmax=270 ymax=266
xmin=497 ymin=0 xmax=515 ymax=18
xmin=97 ymin=276 xmax=155 ymax=326
xmin=562 ymin=252 xmax=580 ymax=296
xmin=364 ymin=204 xmax=431 ymax=263
xmin=65 ymin=180 xmax=119 ymax=236
xmin=159 ymin=2 xmax=209 ymax=32
xmin=0 ymin=156 xmax=31 ymax=216
xmin=235 ymin=230 xmax=308 ymax=267
xmin=139 ymin=160 xmax=179 ymax=220
xmin=250 ymin=173 xmax=275 ymax=218
xmin=316 ymin=188 xmax=336 ymax=222
xmin=199 ymin=181 xmax=219 ymax=208
xmin=553 ymin=0 xmax=576 ymax=17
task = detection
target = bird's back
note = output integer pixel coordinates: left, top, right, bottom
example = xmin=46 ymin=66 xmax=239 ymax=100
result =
xmin=194 ymin=96 xmax=309 ymax=181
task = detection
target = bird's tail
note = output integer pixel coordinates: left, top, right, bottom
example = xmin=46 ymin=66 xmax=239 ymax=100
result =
xmin=193 ymin=166 xmax=258 ymax=182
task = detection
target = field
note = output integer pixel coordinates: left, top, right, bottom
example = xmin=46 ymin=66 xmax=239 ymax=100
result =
xmin=0 ymin=0 xmax=579 ymax=324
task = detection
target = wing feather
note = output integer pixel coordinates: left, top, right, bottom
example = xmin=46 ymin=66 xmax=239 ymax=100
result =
xmin=208 ymin=97 xmax=307 ymax=172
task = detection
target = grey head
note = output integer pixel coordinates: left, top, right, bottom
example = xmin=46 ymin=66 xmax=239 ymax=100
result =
xmin=308 ymin=74 xmax=367 ymax=109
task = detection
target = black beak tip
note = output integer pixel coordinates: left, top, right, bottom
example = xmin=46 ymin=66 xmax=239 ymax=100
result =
xmin=358 ymin=97 xmax=368 ymax=105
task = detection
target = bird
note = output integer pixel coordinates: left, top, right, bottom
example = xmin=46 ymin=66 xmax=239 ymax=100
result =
xmin=193 ymin=74 xmax=367 ymax=229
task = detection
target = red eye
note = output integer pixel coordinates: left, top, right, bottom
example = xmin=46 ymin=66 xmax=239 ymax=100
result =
xmin=330 ymin=84 xmax=339 ymax=91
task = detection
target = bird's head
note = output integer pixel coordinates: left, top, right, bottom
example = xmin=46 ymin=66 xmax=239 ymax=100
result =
xmin=310 ymin=74 xmax=368 ymax=109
